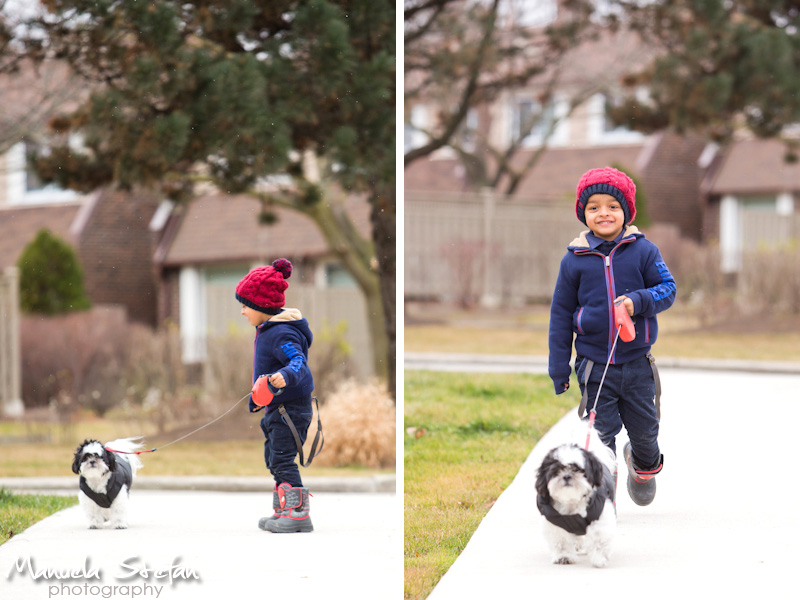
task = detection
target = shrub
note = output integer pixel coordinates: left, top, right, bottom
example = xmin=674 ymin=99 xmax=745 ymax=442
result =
xmin=740 ymin=240 xmax=800 ymax=315
xmin=120 ymin=323 xmax=205 ymax=433
xmin=311 ymin=379 xmax=395 ymax=468
xmin=20 ymin=307 xmax=129 ymax=415
xmin=17 ymin=229 xmax=91 ymax=315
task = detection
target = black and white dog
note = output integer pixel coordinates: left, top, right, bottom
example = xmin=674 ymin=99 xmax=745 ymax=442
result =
xmin=535 ymin=426 xmax=617 ymax=568
xmin=71 ymin=438 xmax=144 ymax=529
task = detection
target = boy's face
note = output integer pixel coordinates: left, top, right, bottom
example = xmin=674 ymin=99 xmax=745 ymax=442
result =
xmin=584 ymin=193 xmax=626 ymax=241
xmin=241 ymin=304 xmax=270 ymax=327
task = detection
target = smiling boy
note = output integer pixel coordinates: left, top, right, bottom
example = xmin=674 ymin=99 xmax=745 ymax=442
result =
xmin=548 ymin=166 xmax=676 ymax=506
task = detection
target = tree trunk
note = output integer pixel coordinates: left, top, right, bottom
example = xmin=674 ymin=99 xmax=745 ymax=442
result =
xmin=370 ymin=183 xmax=396 ymax=399
xmin=303 ymin=190 xmax=390 ymax=385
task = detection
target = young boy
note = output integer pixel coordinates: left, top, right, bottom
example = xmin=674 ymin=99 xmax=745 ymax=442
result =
xmin=236 ymin=258 xmax=315 ymax=532
xmin=548 ymin=167 xmax=676 ymax=506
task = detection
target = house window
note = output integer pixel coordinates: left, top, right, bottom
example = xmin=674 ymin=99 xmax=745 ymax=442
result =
xmin=325 ymin=264 xmax=356 ymax=288
xmin=405 ymin=104 xmax=429 ymax=153
xmin=458 ymin=108 xmax=479 ymax=153
xmin=586 ymin=93 xmax=644 ymax=146
xmin=5 ymin=141 xmax=78 ymax=206
xmin=512 ymin=97 xmax=567 ymax=146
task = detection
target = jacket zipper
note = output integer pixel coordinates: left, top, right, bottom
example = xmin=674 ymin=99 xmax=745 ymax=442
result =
xmin=576 ymin=237 xmax=634 ymax=363
xmin=604 ymin=238 xmax=637 ymax=361
xmin=604 ymin=255 xmax=616 ymax=362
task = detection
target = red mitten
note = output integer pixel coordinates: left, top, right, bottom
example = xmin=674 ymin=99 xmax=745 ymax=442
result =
xmin=251 ymin=375 xmax=275 ymax=407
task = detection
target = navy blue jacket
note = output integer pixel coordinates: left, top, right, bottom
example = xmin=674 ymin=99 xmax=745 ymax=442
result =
xmin=249 ymin=308 xmax=314 ymax=412
xmin=548 ymin=227 xmax=676 ymax=394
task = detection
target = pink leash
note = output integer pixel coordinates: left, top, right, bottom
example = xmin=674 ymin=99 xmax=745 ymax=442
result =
xmin=585 ymin=300 xmax=634 ymax=450
xmin=585 ymin=323 xmax=622 ymax=450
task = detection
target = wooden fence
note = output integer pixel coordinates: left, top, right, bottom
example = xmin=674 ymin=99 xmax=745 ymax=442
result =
xmin=405 ymin=191 xmax=576 ymax=305
xmin=742 ymin=211 xmax=800 ymax=250
xmin=206 ymin=282 xmax=372 ymax=379
xmin=406 ymin=191 xmax=800 ymax=307
xmin=0 ymin=267 xmax=22 ymax=416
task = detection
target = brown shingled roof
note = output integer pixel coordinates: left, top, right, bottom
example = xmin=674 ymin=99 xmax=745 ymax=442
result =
xmin=159 ymin=193 xmax=372 ymax=267
xmin=405 ymin=144 xmax=644 ymax=202
xmin=0 ymin=202 xmax=82 ymax=269
xmin=705 ymin=138 xmax=800 ymax=196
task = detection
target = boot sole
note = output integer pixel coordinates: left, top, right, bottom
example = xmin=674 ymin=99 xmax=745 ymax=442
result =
xmin=265 ymin=519 xmax=314 ymax=533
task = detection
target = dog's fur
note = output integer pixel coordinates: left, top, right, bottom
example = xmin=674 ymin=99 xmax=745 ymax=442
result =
xmin=535 ymin=427 xmax=616 ymax=568
xmin=71 ymin=438 xmax=144 ymax=529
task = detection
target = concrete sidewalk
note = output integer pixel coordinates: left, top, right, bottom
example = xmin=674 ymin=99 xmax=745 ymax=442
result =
xmin=0 ymin=474 xmax=396 ymax=494
xmin=1 ymin=489 xmax=400 ymax=599
xmin=427 ymin=368 xmax=800 ymax=599
xmin=405 ymin=351 xmax=800 ymax=375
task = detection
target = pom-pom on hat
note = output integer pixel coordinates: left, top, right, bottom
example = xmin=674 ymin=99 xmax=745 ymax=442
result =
xmin=575 ymin=167 xmax=637 ymax=225
xmin=235 ymin=258 xmax=293 ymax=314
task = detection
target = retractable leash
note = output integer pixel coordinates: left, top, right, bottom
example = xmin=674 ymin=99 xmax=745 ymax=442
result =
xmin=106 ymin=392 xmax=253 ymax=455
xmin=108 ymin=375 xmax=324 ymax=464
xmin=584 ymin=301 xmax=635 ymax=451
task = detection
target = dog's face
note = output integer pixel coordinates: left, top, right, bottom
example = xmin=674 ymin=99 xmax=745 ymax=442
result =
xmin=72 ymin=440 xmax=116 ymax=479
xmin=536 ymin=444 xmax=605 ymax=510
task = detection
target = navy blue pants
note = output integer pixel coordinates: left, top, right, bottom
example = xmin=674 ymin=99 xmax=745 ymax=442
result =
xmin=260 ymin=400 xmax=312 ymax=488
xmin=575 ymin=354 xmax=661 ymax=471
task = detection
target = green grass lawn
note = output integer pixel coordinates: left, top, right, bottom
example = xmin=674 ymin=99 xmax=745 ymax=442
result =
xmin=0 ymin=489 xmax=77 ymax=545
xmin=405 ymin=303 xmax=800 ymax=362
xmin=0 ymin=438 xmax=387 ymax=479
xmin=404 ymin=370 xmax=577 ymax=600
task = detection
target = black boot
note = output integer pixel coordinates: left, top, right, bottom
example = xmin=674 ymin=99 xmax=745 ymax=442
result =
xmin=265 ymin=483 xmax=313 ymax=533
xmin=623 ymin=443 xmax=663 ymax=506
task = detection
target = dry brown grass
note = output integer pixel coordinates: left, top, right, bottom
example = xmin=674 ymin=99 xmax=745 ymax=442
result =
xmin=312 ymin=379 xmax=396 ymax=469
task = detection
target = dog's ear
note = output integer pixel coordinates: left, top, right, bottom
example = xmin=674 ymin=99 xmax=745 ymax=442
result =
xmin=72 ymin=440 xmax=91 ymax=474
xmin=105 ymin=447 xmax=117 ymax=471
xmin=71 ymin=448 xmax=83 ymax=474
xmin=582 ymin=449 xmax=605 ymax=488
xmin=535 ymin=450 xmax=557 ymax=501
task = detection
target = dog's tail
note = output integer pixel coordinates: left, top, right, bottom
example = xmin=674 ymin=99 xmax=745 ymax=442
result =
xmin=105 ymin=437 xmax=145 ymax=474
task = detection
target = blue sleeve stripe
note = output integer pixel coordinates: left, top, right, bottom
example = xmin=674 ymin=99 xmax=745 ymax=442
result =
xmin=280 ymin=342 xmax=305 ymax=373
xmin=648 ymin=261 xmax=676 ymax=302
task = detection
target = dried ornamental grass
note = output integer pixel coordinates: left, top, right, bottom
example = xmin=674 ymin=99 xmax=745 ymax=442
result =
xmin=312 ymin=379 xmax=395 ymax=469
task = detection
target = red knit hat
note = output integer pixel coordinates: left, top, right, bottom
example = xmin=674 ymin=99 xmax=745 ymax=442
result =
xmin=235 ymin=259 xmax=293 ymax=314
xmin=575 ymin=167 xmax=637 ymax=225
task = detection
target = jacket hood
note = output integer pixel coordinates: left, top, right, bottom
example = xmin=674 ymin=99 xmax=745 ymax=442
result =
xmin=271 ymin=308 xmax=303 ymax=322
xmin=568 ymin=225 xmax=642 ymax=249
xmin=260 ymin=308 xmax=313 ymax=345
